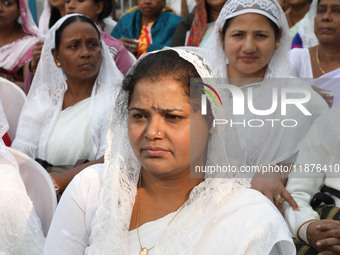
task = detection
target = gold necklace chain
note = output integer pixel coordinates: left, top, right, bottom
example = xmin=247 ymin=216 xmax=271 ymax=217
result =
xmin=316 ymin=45 xmax=326 ymax=75
xmin=136 ymin=176 xmax=190 ymax=255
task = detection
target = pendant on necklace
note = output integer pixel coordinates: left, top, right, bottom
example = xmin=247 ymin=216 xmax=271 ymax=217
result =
xmin=140 ymin=247 xmax=148 ymax=255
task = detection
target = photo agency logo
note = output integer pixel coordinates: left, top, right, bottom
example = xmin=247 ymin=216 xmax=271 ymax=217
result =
xmin=199 ymin=80 xmax=313 ymax=128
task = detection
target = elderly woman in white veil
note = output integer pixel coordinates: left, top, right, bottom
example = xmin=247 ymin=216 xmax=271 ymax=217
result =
xmin=0 ymin=102 xmax=45 ymax=254
xmin=204 ymin=0 xmax=329 ymax=212
xmin=12 ymin=14 xmax=123 ymax=194
xmin=44 ymin=48 xmax=295 ymax=254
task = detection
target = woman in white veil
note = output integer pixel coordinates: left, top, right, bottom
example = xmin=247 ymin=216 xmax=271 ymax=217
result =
xmin=205 ymin=0 xmax=328 ymax=211
xmin=44 ymin=48 xmax=295 ymax=254
xmin=0 ymin=102 xmax=45 ymax=254
xmin=12 ymin=14 xmax=123 ymax=193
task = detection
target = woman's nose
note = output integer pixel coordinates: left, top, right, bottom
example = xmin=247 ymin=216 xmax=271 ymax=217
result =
xmin=145 ymin=117 xmax=164 ymax=140
xmin=242 ymin=37 xmax=256 ymax=53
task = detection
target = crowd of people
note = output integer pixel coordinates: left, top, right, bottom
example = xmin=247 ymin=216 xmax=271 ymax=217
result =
xmin=0 ymin=0 xmax=339 ymax=254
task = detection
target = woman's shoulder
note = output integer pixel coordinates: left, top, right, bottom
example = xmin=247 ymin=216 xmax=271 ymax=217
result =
xmin=70 ymin=164 xmax=105 ymax=193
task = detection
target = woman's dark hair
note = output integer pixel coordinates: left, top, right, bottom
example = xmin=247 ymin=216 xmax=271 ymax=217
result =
xmin=54 ymin=15 xmax=101 ymax=51
xmin=123 ymin=50 xmax=200 ymax=105
xmin=95 ymin=0 xmax=112 ymax=22
xmin=221 ymin=16 xmax=280 ymax=40
xmin=123 ymin=50 xmax=211 ymax=115
xmin=49 ymin=7 xmax=62 ymax=29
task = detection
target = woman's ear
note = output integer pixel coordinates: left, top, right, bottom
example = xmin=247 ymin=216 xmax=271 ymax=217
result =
xmin=51 ymin=49 xmax=60 ymax=67
xmin=219 ymin=28 xmax=223 ymax=44
xmin=95 ymin=1 xmax=104 ymax=17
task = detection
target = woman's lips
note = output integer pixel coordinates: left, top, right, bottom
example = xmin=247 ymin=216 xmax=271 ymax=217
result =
xmin=142 ymin=146 xmax=169 ymax=157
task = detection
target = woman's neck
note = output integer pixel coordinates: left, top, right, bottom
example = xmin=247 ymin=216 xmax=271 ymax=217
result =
xmin=0 ymin=23 xmax=22 ymax=47
xmin=62 ymin=80 xmax=94 ymax=109
xmin=286 ymin=2 xmax=310 ymax=27
xmin=141 ymin=15 xmax=157 ymax=26
xmin=316 ymin=43 xmax=340 ymax=72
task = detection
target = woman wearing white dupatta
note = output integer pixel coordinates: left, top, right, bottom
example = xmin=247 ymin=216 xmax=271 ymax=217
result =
xmin=0 ymin=0 xmax=40 ymax=85
xmin=12 ymin=14 xmax=123 ymax=193
xmin=204 ymin=0 xmax=328 ymax=211
xmin=44 ymin=48 xmax=295 ymax=254
xmin=0 ymin=102 xmax=45 ymax=254
xmin=290 ymin=0 xmax=340 ymax=107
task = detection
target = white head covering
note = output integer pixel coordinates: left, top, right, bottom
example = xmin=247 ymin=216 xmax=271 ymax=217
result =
xmin=85 ymin=48 xmax=248 ymax=254
xmin=12 ymin=14 xmax=123 ymax=161
xmin=38 ymin=0 xmax=52 ymax=36
xmin=0 ymin=102 xmax=45 ymax=253
xmin=297 ymin=0 xmax=319 ymax=48
xmin=204 ymin=0 xmax=328 ymax=167
xmin=208 ymin=0 xmax=291 ymax=79
xmin=0 ymin=0 xmax=40 ymax=71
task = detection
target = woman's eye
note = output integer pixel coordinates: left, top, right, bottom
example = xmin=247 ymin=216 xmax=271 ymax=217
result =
xmin=4 ymin=1 xmax=12 ymax=6
xmin=132 ymin=113 xmax=145 ymax=119
xmin=232 ymin=33 xmax=242 ymax=37
xmin=317 ymin=8 xmax=326 ymax=13
xmin=165 ymin=114 xmax=183 ymax=120
xmin=70 ymin=43 xmax=78 ymax=49
xmin=256 ymin=33 xmax=267 ymax=38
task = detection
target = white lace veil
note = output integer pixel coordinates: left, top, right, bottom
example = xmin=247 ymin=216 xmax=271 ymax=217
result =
xmin=12 ymin=14 xmax=123 ymax=161
xmin=208 ymin=0 xmax=291 ymax=79
xmin=199 ymin=0 xmax=329 ymax=168
xmin=0 ymin=102 xmax=45 ymax=254
xmin=297 ymin=0 xmax=319 ymax=48
xmin=86 ymin=48 xmax=248 ymax=254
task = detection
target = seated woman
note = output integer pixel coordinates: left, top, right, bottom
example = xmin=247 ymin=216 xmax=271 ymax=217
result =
xmin=64 ymin=0 xmax=133 ymax=75
xmin=0 ymin=0 xmax=39 ymax=88
xmin=111 ymin=0 xmax=182 ymax=58
xmin=44 ymin=48 xmax=295 ymax=254
xmin=284 ymin=102 xmax=340 ymax=254
xmin=12 ymin=14 xmax=123 ymax=194
xmin=25 ymin=0 xmax=132 ymax=95
xmin=170 ymin=0 xmax=227 ymax=48
xmin=0 ymin=102 xmax=45 ymax=254
xmin=207 ymin=0 xmax=328 ymax=211
xmin=290 ymin=0 xmax=340 ymax=107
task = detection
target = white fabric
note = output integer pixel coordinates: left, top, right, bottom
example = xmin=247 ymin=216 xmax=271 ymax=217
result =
xmin=0 ymin=0 xmax=40 ymax=71
xmin=290 ymin=48 xmax=313 ymax=78
xmin=38 ymin=0 xmax=51 ymax=37
xmin=102 ymin=17 xmax=117 ymax=34
xmin=0 ymin=102 xmax=45 ymax=254
xmin=45 ymin=166 xmax=295 ymax=255
xmin=297 ymin=0 xmax=319 ymax=48
xmin=289 ymin=20 xmax=301 ymax=40
xmin=8 ymin=147 xmax=57 ymax=236
xmin=166 ymin=0 xmax=196 ymax=15
xmin=208 ymin=0 xmax=292 ymax=79
xmin=284 ymin=102 xmax=340 ymax=243
xmin=12 ymin=14 xmax=123 ymax=164
xmin=44 ymin=48 xmax=295 ymax=254
xmin=0 ymin=77 xmax=27 ymax=141
xmin=290 ymin=48 xmax=340 ymax=106
xmin=204 ymin=0 xmax=328 ymax=168
xmin=46 ymin=98 xmax=97 ymax=166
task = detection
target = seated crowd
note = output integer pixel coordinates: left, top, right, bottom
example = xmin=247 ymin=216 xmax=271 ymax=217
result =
xmin=0 ymin=0 xmax=339 ymax=254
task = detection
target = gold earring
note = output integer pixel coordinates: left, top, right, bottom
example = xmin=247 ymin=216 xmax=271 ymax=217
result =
xmin=57 ymin=62 xmax=61 ymax=67
xmin=275 ymin=42 xmax=279 ymax=49
xmin=221 ymin=41 xmax=224 ymax=49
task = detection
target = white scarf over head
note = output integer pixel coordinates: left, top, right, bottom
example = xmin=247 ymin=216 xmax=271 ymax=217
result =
xmin=85 ymin=48 xmax=249 ymax=254
xmin=0 ymin=0 xmax=40 ymax=71
xmin=204 ymin=0 xmax=327 ymax=167
xmin=0 ymin=102 xmax=45 ymax=254
xmin=12 ymin=14 xmax=123 ymax=161
xmin=209 ymin=0 xmax=291 ymax=79
xmin=297 ymin=0 xmax=319 ymax=48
